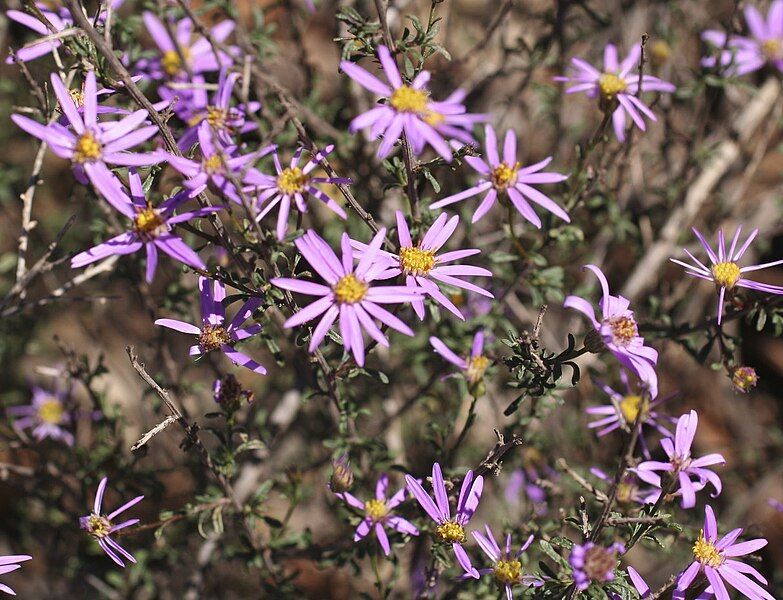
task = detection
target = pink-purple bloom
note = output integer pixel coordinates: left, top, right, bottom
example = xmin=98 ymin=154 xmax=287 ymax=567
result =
xmin=404 ymin=463 xmax=483 ymax=578
xmin=635 ymin=410 xmax=725 ymax=509
xmin=246 ymin=145 xmax=350 ymax=240
xmin=564 ymin=264 xmax=659 ymax=398
xmin=341 ymin=45 xmax=476 ymax=161
xmin=467 ymin=527 xmax=541 ymax=598
xmin=12 ymin=71 xmax=163 ymax=198
xmin=8 ymin=385 xmax=73 ymax=446
xmin=702 ymin=1 xmax=783 ymax=76
xmin=556 ymin=43 xmax=676 ymax=141
xmin=335 ymin=474 xmax=419 ymax=556
xmin=271 ymin=229 xmax=421 ymax=366
xmin=0 ymin=554 xmax=32 ymax=596
xmin=430 ymin=125 xmax=569 ymax=226
xmin=674 ymin=505 xmax=774 ymax=600
xmin=71 ymin=169 xmax=216 ymax=283
xmin=670 ymin=226 xmax=783 ymax=324
xmin=80 ymin=476 xmax=144 ymax=568
xmin=429 ymin=330 xmax=490 ymax=387
xmin=569 ymin=541 xmax=625 ymax=591
xmin=155 ymin=277 xmax=267 ymax=374
xmin=353 ymin=211 xmax=493 ymax=320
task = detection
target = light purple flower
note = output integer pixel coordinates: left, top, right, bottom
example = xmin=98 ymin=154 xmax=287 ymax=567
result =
xmin=404 ymin=463 xmax=484 ymax=578
xmin=246 ymin=145 xmax=350 ymax=240
xmin=610 ymin=567 xmax=650 ymax=599
xmin=140 ymin=12 xmax=237 ymax=81
xmin=341 ymin=45 xmax=468 ymax=161
xmin=409 ymin=88 xmax=488 ymax=152
xmin=702 ymin=1 xmax=783 ymax=76
xmin=335 ymin=474 xmax=419 ymax=556
xmin=505 ymin=466 xmax=551 ymax=515
xmin=168 ymin=121 xmax=273 ymax=203
xmin=0 ymin=554 xmax=32 ymax=596
xmin=674 ymin=505 xmax=774 ymax=600
xmin=586 ymin=370 xmax=674 ymax=457
xmin=429 ymin=330 xmax=490 ymax=387
xmin=155 ymin=276 xmax=267 ymax=374
xmin=635 ymin=410 xmax=725 ymax=509
xmin=12 ymin=71 xmax=163 ymax=198
xmin=569 ymin=541 xmax=625 ymax=591
xmin=271 ymin=229 xmax=421 ymax=366
xmin=71 ymin=169 xmax=216 ymax=283
xmin=556 ymin=43 xmax=676 ymax=141
xmin=564 ymin=264 xmax=659 ymax=398
xmin=79 ymin=476 xmax=144 ymax=568
xmin=671 ymin=226 xmax=783 ymax=325
xmin=430 ymin=125 xmax=569 ymax=226
xmin=467 ymin=527 xmax=541 ymax=598
xmin=353 ymin=211 xmax=493 ymax=320
xmin=8 ymin=385 xmax=73 ymax=446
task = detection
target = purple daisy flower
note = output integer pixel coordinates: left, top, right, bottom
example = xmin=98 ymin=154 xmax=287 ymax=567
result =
xmin=586 ymin=370 xmax=674 ymax=457
xmin=245 ymin=145 xmax=350 ymax=240
xmin=635 ymin=410 xmax=725 ymax=509
xmin=556 ymin=43 xmax=676 ymax=141
xmin=335 ymin=473 xmax=419 ymax=556
xmin=155 ymin=277 xmax=266 ymax=374
xmin=271 ymin=229 xmax=421 ymax=366
xmin=0 ymin=554 xmax=32 ymax=596
xmin=353 ymin=211 xmax=493 ymax=320
xmin=11 ymin=71 xmax=163 ymax=198
xmin=674 ymin=505 xmax=774 ymax=600
xmin=429 ymin=330 xmax=491 ymax=387
xmin=404 ymin=462 xmax=484 ymax=578
xmin=564 ymin=264 xmax=659 ymax=397
xmin=167 ymin=121 xmax=274 ymax=203
xmin=140 ymin=12 xmax=237 ymax=81
xmin=430 ymin=125 xmax=569 ymax=226
xmin=173 ymin=70 xmax=261 ymax=150
xmin=8 ymin=385 xmax=74 ymax=446
xmin=341 ymin=45 xmax=463 ymax=161
xmin=569 ymin=541 xmax=625 ymax=591
xmin=671 ymin=226 xmax=783 ymax=325
xmin=71 ymin=169 xmax=216 ymax=283
xmin=702 ymin=1 xmax=783 ymax=76
xmin=80 ymin=476 xmax=144 ymax=568
xmin=467 ymin=527 xmax=541 ymax=598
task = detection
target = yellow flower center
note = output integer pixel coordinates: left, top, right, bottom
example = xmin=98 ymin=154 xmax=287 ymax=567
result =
xmin=607 ymin=315 xmax=638 ymax=347
xmin=364 ymin=498 xmax=388 ymax=521
xmin=467 ymin=355 xmax=490 ymax=385
xmin=762 ymin=39 xmax=782 ymax=61
xmin=650 ymin=40 xmax=672 ymax=65
xmin=133 ymin=206 xmax=166 ymax=237
xmin=37 ymin=398 xmax=64 ymax=424
xmin=198 ymin=324 xmax=231 ymax=352
xmin=85 ymin=514 xmax=112 ymax=538
xmin=436 ymin=519 xmax=466 ymax=543
xmin=161 ymin=47 xmax=191 ymax=76
xmin=206 ymin=106 xmax=228 ymax=130
xmin=491 ymin=162 xmax=520 ymax=191
xmin=598 ymin=73 xmax=628 ymax=101
xmin=73 ymin=131 xmax=102 ymax=163
xmin=493 ymin=559 xmax=523 ymax=585
xmin=711 ymin=261 xmax=741 ymax=289
xmin=731 ymin=366 xmax=758 ymax=393
xmin=693 ymin=532 xmax=724 ymax=568
xmin=204 ymin=154 xmax=224 ymax=174
xmin=389 ymin=85 xmax=429 ymax=114
xmin=423 ymin=109 xmax=445 ymax=126
xmin=333 ymin=274 xmax=368 ymax=304
xmin=277 ymin=167 xmax=308 ymax=195
xmin=399 ymin=246 xmax=436 ymax=276
xmin=619 ymin=394 xmax=647 ymax=424
xmin=68 ymin=88 xmax=85 ymax=107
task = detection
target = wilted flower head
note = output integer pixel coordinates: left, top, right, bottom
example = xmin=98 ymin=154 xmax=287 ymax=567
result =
xmin=8 ymin=385 xmax=73 ymax=446
xmin=556 ymin=43 xmax=676 ymax=141
xmin=569 ymin=541 xmax=625 ymax=591
xmin=466 ymin=527 xmax=541 ymax=598
xmin=212 ymin=374 xmax=254 ymax=412
xmin=335 ymin=473 xmax=418 ymax=556
xmin=674 ymin=505 xmax=774 ymax=600
xmin=0 ymin=554 xmax=32 ymax=596
xmin=430 ymin=125 xmax=569 ymax=226
xmin=671 ymin=226 xmax=783 ymax=324
xmin=80 ymin=476 xmax=144 ymax=568
xmin=731 ymin=366 xmax=759 ymax=393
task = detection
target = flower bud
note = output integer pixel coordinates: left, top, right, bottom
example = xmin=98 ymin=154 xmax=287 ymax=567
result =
xmin=329 ymin=454 xmax=354 ymax=493
xmin=731 ymin=366 xmax=758 ymax=394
